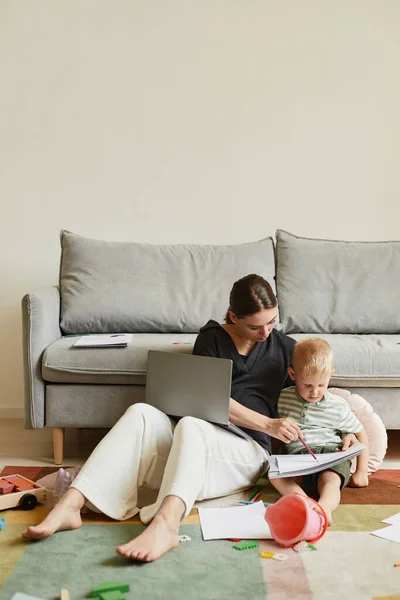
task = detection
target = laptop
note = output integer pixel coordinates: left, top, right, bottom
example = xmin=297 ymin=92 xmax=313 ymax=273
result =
xmin=145 ymin=350 xmax=252 ymax=441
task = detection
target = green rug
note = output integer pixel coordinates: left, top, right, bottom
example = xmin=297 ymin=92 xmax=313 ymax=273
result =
xmin=0 ymin=524 xmax=267 ymax=600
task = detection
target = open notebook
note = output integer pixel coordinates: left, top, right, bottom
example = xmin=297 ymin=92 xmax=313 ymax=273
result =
xmin=268 ymin=441 xmax=366 ymax=479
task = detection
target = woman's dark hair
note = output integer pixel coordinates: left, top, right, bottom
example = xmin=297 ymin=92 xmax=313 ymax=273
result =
xmin=224 ymin=274 xmax=277 ymax=324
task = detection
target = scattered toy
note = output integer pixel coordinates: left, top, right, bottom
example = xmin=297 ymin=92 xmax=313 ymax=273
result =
xmin=91 ymin=581 xmax=130 ymax=598
xmin=307 ymin=543 xmax=318 ymax=551
xmin=260 ymin=551 xmax=275 ymax=559
xmin=233 ymin=541 xmax=259 ymax=551
xmin=273 ymin=553 xmax=289 ymax=561
xmin=0 ymin=475 xmax=46 ymax=511
xmin=178 ymin=534 xmax=191 ymax=543
xmin=0 ymin=517 xmax=6 ymax=530
xmin=293 ymin=541 xmax=310 ymax=553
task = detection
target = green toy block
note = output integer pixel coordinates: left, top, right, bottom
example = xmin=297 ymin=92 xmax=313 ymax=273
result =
xmin=91 ymin=581 xmax=130 ymax=597
xmin=98 ymin=592 xmax=125 ymax=600
xmin=232 ymin=541 xmax=259 ymax=551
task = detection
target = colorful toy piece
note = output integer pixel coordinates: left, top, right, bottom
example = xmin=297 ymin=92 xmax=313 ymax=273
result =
xmin=259 ymin=551 xmax=275 ymax=559
xmin=98 ymin=592 xmax=125 ymax=600
xmin=0 ymin=517 xmax=6 ymax=530
xmin=91 ymin=582 xmax=130 ymax=599
xmin=0 ymin=481 xmax=15 ymax=494
xmin=233 ymin=541 xmax=259 ymax=551
xmin=0 ymin=475 xmax=47 ymax=511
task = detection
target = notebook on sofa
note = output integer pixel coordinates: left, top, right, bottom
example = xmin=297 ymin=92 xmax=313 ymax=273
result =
xmin=73 ymin=334 xmax=133 ymax=348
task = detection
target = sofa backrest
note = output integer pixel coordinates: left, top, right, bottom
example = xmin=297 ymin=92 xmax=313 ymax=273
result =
xmin=276 ymin=229 xmax=400 ymax=334
xmin=59 ymin=230 xmax=276 ymax=334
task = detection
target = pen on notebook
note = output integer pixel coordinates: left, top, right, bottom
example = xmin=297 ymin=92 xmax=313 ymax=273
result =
xmin=299 ymin=437 xmax=318 ymax=461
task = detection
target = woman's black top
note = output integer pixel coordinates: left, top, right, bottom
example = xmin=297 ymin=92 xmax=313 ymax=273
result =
xmin=193 ymin=319 xmax=296 ymax=453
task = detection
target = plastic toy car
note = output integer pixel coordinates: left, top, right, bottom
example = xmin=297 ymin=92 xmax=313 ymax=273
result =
xmin=0 ymin=474 xmax=47 ymax=511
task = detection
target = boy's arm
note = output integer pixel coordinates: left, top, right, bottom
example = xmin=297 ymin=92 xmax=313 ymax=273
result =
xmin=349 ymin=427 xmax=369 ymax=487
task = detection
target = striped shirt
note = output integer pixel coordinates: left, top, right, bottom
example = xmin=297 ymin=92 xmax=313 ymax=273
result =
xmin=277 ymin=387 xmax=362 ymax=454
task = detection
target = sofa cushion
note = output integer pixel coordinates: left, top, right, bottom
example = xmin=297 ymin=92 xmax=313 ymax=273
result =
xmin=59 ymin=231 xmax=276 ymax=334
xmin=42 ymin=334 xmax=197 ymax=385
xmin=289 ymin=333 xmax=400 ymax=387
xmin=276 ymin=229 xmax=400 ymax=334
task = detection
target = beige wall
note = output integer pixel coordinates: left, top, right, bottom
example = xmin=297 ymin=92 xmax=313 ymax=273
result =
xmin=1 ymin=0 xmax=400 ymax=415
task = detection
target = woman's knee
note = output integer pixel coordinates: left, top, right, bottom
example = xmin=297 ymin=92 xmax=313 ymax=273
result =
xmin=174 ymin=415 xmax=205 ymax=434
xmin=124 ymin=402 xmax=164 ymax=422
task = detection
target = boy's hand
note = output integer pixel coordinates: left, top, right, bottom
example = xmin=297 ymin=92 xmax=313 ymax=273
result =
xmin=339 ymin=434 xmax=357 ymax=451
xmin=348 ymin=471 xmax=369 ymax=488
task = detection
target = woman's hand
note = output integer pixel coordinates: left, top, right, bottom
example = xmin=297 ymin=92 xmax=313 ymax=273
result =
xmin=265 ymin=418 xmax=303 ymax=444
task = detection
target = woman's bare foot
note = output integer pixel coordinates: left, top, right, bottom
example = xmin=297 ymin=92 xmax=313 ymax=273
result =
xmin=116 ymin=495 xmax=185 ymax=562
xmin=116 ymin=512 xmax=180 ymax=562
xmin=22 ymin=488 xmax=85 ymax=540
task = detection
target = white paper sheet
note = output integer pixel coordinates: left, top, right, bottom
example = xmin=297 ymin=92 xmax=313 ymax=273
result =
xmin=382 ymin=512 xmax=400 ymax=525
xmin=370 ymin=525 xmax=400 ymax=543
xmin=198 ymin=500 xmax=272 ymax=541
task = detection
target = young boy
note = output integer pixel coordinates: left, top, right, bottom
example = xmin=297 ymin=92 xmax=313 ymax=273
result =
xmin=269 ymin=338 xmax=369 ymax=524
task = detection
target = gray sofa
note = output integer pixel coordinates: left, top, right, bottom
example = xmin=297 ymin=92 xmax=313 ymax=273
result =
xmin=22 ymin=229 xmax=400 ymax=464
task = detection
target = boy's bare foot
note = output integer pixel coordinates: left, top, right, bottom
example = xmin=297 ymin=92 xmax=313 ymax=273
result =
xmin=116 ymin=512 xmax=180 ymax=562
xmin=22 ymin=488 xmax=85 ymax=540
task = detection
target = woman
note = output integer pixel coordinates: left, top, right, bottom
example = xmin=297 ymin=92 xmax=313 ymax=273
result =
xmin=23 ymin=274 xmax=304 ymax=561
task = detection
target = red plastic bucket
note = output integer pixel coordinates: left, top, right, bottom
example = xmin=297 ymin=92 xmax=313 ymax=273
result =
xmin=265 ymin=493 xmax=328 ymax=547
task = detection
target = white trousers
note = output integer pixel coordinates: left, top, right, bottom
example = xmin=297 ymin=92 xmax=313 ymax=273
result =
xmin=71 ymin=403 xmax=269 ymax=524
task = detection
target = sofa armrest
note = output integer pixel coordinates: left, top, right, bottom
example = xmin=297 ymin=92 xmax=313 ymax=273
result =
xmin=21 ymin=287 xmax=62 ymax=428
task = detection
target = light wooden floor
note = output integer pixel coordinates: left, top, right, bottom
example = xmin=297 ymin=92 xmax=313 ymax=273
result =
xmin=1 ymin=419 xmax=400 ymax=469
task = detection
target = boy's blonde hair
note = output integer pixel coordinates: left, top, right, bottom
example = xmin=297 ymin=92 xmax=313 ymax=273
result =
xmin=292 ymin=338 xmax=334 ymax=378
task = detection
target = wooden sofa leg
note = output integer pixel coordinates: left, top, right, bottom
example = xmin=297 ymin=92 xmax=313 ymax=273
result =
xmin=53 ymin=427 xmax=65 ymax=465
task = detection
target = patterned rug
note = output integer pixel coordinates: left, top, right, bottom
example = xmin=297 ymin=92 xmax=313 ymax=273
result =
xmin=1 ymin=467 xmax=400 ymax=600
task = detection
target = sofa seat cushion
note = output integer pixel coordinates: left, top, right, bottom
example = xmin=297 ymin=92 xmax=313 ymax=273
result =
xmin=289 ymin=334 xmax=400 ymax=387
xmin=42 ymin=334 xmax=197 ymax=385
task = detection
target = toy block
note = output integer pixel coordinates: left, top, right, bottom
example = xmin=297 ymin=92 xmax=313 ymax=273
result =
xmin=16 ymin=484 xmax=36 ymax=492
xmin=91 ymin=582 xmax=130 ymax=597
xmin=260 ymin=551 xmax=275 ymax=559
xmin=98 ymin=592 xmax=126 ymax=600
xmin=0 ymin=481 xmax=15 ymax=494
xmin=232 ymin=541 xmax=259 ymax=551
xmin=5 ymin=476 xmax=35 ymax=489
xmin=0 ymin=518 xmax=6 ymax=530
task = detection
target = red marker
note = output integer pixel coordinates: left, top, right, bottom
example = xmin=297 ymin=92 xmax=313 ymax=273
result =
xmin=299 ymin=437 xmax=318 ymax=461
